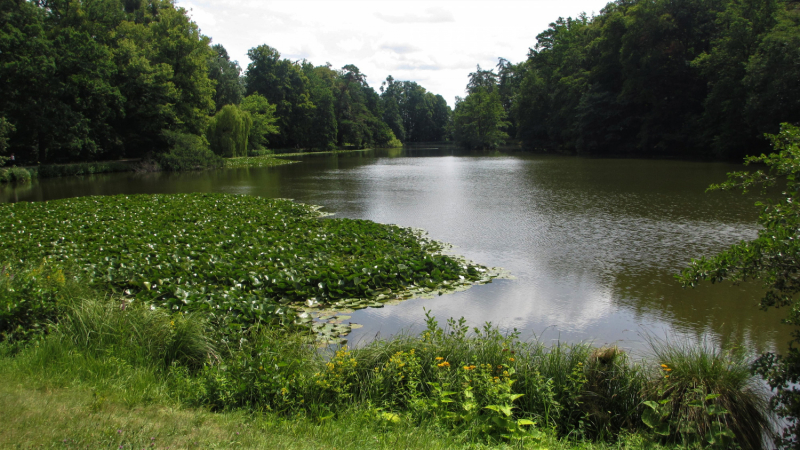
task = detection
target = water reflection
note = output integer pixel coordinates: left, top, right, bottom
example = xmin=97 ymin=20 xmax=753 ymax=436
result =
xmin=2 ymin=149 xmax=789 ymax=354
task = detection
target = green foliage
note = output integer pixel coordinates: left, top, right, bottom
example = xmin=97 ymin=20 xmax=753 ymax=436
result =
xmin=240 ymin=93 xmax=278 ymax=151
xmin=0 ymin=260 xmax=73 ymax=345
xmin=510 ymin=0 xmax=799 ymax=159
xmin=208 ymin=44 xmax=244 ymax=111
xmin=679 ymin=123 xmax=800 ymax=447
xmin=453 ymin=87 xmax=509 ymax=150
xmin=245 ymin=45 xmax=315 ymax=149
xmin=0 ymin=193 xmax=489 ymax=335
xmin=224 ymin=155 xmax=295 ymax=169
xmin=0 ymin=117 xmax=13 ymax=155
xmin=58 ymin=297 xmax=215 ymax=372
xmin=35 ymin=161 xmax=132 ymax=178
xmin=0 ymin=0 xmax=215 ymax=162
xmin=380 ymin=76 xmax=451 ymax=143
xmin=0 ymin=273 xmax=772 ymax=448
xmin=0 ymin=167 xmax=33 ymax=184
xmin=155 ymin=131 xmax=223 ymax=171
xmin=642 ymin=337 xmax=772 ymax=449
xmin=206 ymin=104 xmax=252 ymax=157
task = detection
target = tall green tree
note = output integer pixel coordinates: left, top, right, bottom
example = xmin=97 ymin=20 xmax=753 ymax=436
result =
xmin=208 ymin=44 xmax=244 ymax=111
xmin=453 ymin=87 xmax=509 ymax=150
xmin=206 ymin=104 xmax=251 ymax=157
xmin=240 ymin=93 xmax=278 ymax=151
xmin=245 ymin=45 xmax=314 ymax=148
xmin=0 ymin=0 xmax=216 ymax=162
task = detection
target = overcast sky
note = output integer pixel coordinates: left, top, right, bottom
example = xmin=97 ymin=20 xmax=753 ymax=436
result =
xmin=176 ymin=0 xmax=612 ymax=108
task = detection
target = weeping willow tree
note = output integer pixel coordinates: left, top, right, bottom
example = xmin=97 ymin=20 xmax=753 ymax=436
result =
xmin=207 ymin=105 xmax=252 ymax=157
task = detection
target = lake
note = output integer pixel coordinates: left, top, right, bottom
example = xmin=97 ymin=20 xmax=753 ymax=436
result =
xmin=2 ymin=146 xmax=787 ymax=355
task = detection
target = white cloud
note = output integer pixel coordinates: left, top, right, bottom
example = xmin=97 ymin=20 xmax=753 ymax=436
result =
xmin=375 ymin=7 xmax=455 ymax=24
xmin=178 ymin=0 xmax=611 ymax=107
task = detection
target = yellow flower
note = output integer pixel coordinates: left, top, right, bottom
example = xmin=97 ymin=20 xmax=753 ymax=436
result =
xmin=435 ymin=356 xmax=444 ymax=361
xmin=437 ymin=361 xmax=450 ymax=368
xmin=661 ymin=364 xmax=668 ymax=368
xmin=509 ymin=357 xmax=515 ymax=362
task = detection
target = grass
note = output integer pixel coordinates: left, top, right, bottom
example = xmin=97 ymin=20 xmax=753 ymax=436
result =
xmin=0 ymin=278 xmax=774 ymax=448
xmin=224 ymin=155 xmax=298 ymax=168
xmin=0 ymin=213 xmax=778 ymax=448
xmin=0 ymin=378 xmax=673 ymax=450
xmin=644 ymin=335 xmax=774 ymax=448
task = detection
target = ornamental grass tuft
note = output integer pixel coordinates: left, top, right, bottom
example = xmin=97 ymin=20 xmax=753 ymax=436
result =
xmin=643 ymin=335 xmax=775 ymax=449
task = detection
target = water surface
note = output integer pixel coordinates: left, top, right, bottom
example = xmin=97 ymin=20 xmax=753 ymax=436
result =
xmin=2 ymin=148 xmax=786 ymax=354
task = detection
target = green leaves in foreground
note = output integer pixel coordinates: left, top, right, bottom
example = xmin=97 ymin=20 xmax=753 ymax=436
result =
xmin=0 ymin=193 xmax=492 ymax=331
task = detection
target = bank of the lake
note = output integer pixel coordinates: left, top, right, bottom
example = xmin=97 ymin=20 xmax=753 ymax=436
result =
xmin=0 ymin=267 xmax=772 ymax=449
xmin=0 ymin=190 xmax=776 ymax=448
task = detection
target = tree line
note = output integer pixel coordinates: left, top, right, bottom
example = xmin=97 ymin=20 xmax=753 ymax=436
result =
xmin=0 ymin=0 xmax=451 ymax=165
xmin=453 ymin=0 xmax=800 ymax=158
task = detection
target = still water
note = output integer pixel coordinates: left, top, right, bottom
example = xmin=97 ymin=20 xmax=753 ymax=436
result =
xmin=2 ymin=147 xmax=787 ymax=355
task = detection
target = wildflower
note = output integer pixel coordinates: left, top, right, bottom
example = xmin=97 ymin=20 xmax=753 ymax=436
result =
xmin=435 ymin=356 xmax=444 ymax=361
xmin=437 ymin=361 xmax=450 ymax=368
xmin=509 ymin=357 xmax=515 ymax=362
xmin=661 ymin=364 xmax=668 ymax=369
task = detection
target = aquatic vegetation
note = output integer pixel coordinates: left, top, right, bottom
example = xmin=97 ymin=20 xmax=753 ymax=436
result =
xmin=224 ymin=155 xmax=297 ymax=168
xmin=0 ymin=193 xmax=493 ymax=332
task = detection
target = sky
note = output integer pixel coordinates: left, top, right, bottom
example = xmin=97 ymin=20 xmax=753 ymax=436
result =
xmin=175 ymin=0 xmax=613 ymax=108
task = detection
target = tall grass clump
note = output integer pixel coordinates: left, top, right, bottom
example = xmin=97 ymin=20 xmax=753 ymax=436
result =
xmin=58 ymin=298 xmax=215 ymax=371
xmin=642 ymin=335 xmax=774 ymax=449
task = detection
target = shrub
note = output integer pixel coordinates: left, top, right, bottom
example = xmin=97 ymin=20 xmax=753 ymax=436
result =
xmin=35 ymin=161 xmax=131 ymax=178
xmin=0 ymin=260 xmax=78 ymax=344
xmin=642 ymin=336 xmax=774 ymax=449
xmin=0 ymin=167 xmax=32 ymax=183
xmin=206 ymin=104 xmax=252 ymax=157
xmin=155 ymin=131 xmax=223 ymax=171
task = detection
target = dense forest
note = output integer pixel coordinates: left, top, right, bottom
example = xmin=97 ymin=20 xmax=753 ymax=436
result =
xmin=0 ymin=0 xmax=450 ymax=164
xmin=1 ymin=0 xmax=799 ymax=164
xmin=456 ymin=0 xmax=800 ymax=158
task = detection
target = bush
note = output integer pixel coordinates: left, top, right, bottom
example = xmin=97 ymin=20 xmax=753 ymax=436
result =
xmin=206 ymin=105 xmax=251 ymax=157
xmin=35 ymin=161 xmax=131 ymax=178
xmin=155 ymin=131 xmax=223 ymax=171
xmin=0 ymin=260 xmax=88 ymax=345
xmin=642 ymin=336 xmax=774 ymax=449
xmin=0 ymin=167 xmax=32 ymax=184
